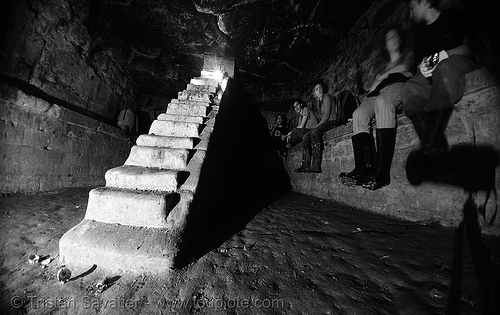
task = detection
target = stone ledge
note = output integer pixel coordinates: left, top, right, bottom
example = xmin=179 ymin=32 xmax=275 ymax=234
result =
xmin=285 ymin=67 xmax=500 ymax=234
xmin=315 ymin=67 xmax=500 ymax=145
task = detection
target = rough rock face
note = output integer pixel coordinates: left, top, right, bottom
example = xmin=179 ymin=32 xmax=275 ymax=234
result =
xmin=82 ymin=0 xmax=375 ymax=96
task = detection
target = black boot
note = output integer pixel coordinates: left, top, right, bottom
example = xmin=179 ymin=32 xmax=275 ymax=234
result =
xmin=339 ymin=133 xmax=375 ymax=187
xmin=406 ymin=112 xmax=426 ymax=143
xmin=306 ymin=143 xmax=322 ymax=173
xmin=295 ymin=145 xmax=311 ymax=172
xmin=406 ymin=108 xmax=453 ymax=185
xmin=363 ymin=128 xmax=397 ymax=190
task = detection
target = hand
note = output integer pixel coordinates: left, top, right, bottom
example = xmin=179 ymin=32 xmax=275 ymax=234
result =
xmin=419 ymin=59 xmax=433 ymax=78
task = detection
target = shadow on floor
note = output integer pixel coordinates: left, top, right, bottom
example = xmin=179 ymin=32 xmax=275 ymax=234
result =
xmin=173 ymin=78 xmax=292 ymax=268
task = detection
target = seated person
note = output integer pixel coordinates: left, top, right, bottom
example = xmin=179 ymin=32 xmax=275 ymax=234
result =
xmin=269 ymin=113 xmax=290 ymax=156
xmin=339 ymin=26 xmax=415 ymax=189
xmin=402 ymin=0 xmax=475 ymax=183
xmin=286 ymin=99 xmax=318 ymax=147
xmin=296 ymin=79 xmax=337 ymax=173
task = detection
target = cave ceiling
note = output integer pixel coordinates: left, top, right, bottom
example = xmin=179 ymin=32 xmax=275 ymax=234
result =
xmin=87 ymin=0 xmax=375 ymax=98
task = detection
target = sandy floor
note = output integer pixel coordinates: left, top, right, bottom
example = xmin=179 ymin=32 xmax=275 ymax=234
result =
xmin=1 ymin=187 xmax=499 ymax=314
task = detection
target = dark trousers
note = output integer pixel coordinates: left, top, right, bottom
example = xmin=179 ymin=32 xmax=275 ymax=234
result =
xmin=303 ymin=120 xmax=337 ymax=147
xmin=402 ymin=55 xmax=475 ymax=115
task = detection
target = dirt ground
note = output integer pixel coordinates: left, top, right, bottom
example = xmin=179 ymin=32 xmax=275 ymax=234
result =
xmin=1 ymin=187 xmax=499 ymax=314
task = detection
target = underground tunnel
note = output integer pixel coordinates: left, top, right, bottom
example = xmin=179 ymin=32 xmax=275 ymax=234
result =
xmin=1 ymin=0 xmax=500 ymax=314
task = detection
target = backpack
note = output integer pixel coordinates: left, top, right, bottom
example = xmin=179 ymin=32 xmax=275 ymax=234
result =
xmin=336 ymin=90 xmax=360 ymax=125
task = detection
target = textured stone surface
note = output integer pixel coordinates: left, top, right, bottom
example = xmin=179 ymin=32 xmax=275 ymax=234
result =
xmin=84 ymin=187 xmax=177 ymax=228
xmin=2 ymin=188 xmax=499 ymax=313
xmin=136 ymin=134 xmax=195 ymax=149
xmin=125 ymin=146 xmax=189 ymax=170
xmin=0 ymin=84 xmax=132 ymax=194
xmin=105 ymin=165 xmax=179 ymax=192
xmin=148 ymin=120 xmax=201 ymax=138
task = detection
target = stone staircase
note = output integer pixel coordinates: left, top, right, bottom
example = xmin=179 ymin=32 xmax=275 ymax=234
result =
xmin=59 ymin=74 xmax=222 ymax=273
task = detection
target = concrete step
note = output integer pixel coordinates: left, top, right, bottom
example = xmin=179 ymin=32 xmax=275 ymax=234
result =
xmin=60 ymin=190 xmax=195 ymax=273
xmin=59 ymin=219 xmax=176 ymax=273
xmin=178 ymin=90 xmax=212 ymax=102
xmin=157 ymin=113 xmax=203 ymax=124
xmin=105 ymin=165 xmax=180 ymax=192
xmin=186 ymin=83 xmax=216 ymax=93
xmin=166 ymin=102 xmax=209 ymax=117
xmin=84 ymin=187 xmax=178 ymax=228
xmin=125 ymin=146 xmax=189 ymax=170
xmin=136 ymin=134 xmax=195 ymax=149
xmin=190 ymin=77 xmax=219 ymax=87
xmin=170 ymin=99 xmax=211 ymax=106
xmin=149 ymin=120 xmax=200 ymax=138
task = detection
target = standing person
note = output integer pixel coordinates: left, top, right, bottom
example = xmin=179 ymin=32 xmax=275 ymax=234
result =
xmin=269 ymin=113 xmax=290 ymax=156
xmin=402 ymin=0 xmax=475 ymax=182
xmin=339 ymin=26 xmax=415 ymax=189
xmin=286 ymin=99 xmax=318 ymax=149
xmin=298 ymin=80 xmax=337 ymax=173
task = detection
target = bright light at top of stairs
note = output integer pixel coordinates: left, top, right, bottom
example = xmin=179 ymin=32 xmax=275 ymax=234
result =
xmin=201 ymin=70 xmax=223 ymax=81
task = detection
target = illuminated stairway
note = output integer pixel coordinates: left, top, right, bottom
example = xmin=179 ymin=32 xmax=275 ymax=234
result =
xmin=59 ymin=74 xmax=222 ymax=273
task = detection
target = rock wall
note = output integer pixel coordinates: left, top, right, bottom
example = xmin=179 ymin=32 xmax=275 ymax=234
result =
xmin=0 ymin=0 xmax=136 ymax=194
xmin=0 ymin=84 xmax=132 ymax=194
xmin=0 ymin=0 xmax=137 ymax=118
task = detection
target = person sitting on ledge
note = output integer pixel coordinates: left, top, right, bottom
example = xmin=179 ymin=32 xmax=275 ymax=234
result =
xmin=296 ymin=79 xmax=337 ymax=173
xmin=402 ymin=0 xmax=475 ymax=183
xmin=339 ymin=26 xmax=414 ymax=189
xmin=286 ymin=99 xmax=318 ymax=149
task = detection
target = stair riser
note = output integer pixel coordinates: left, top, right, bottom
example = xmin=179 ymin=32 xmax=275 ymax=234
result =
xmin=149 ymin=120 xmax=200 ymax=138
xmin=125 ymin=146 xmax=189 ymax=170
xmin=136 ymin=135 xmax=194 ymax=149
xmin=105 ymin=167 xmax=178 ymax=192
xmin=85 ymin=188 xmax=174 ymax=228
xmin=166 ymin=103 xmax=208 ymax=117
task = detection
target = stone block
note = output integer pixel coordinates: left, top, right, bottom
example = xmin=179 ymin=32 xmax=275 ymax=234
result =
xmin=190 ymin=77 xmax=219 ymax=87
xmin=170 ymin=99 xmax=211 ymax=106
xmin=186 ymin=83 xmax=217 ymax=93
xmin=157 ymin=113 xmax=203 ymax=124
xmin=105 ymin=165 xmax=179 ymax=192
xmin=84 ymin=187 xmax=177 ymax=228
xmin=149 ymin=120 xmax=200 ymax=138
xmin=178 ymin=90 xmax=212 ymax=102
xmin=166 ymin=102 xmax=209 ymax=117
xmin=136 ymin=134 xmax=195 ymax=149
xmin=59 ymin=219 xmax=178 ymax=274
xmin=125 ymin=145 xmax=189 ymax=170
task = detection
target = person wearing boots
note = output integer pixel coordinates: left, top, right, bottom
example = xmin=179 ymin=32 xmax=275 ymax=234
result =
xmin=402 ymin=0 xmax=475 ymax=183
xmin=286 ymin=99 xmax=319 ymax=165
xmin=339 ymin=26 xmax=415 ymax=189
xmin=297 ymin=80 xmax=337 ymax=173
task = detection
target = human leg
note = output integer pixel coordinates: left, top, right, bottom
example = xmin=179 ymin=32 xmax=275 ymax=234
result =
xmin=339 ymin=99 xmax=376 ymax=186
xmin=363 ymin=84 xmax=402 ymax=190
xmin=402 ymin=74 xmax=431 ymax=143
xmin=295 ymin=130 xmax=312 ymax=172
xmin=305 ymin=121 xmax=337 ymax=173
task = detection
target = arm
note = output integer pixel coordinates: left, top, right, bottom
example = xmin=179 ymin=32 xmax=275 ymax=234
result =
xmin=297 ymin=108 xmax=308 ymax=129
xmin=319 ymin=94 xmax=334 ymax=125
